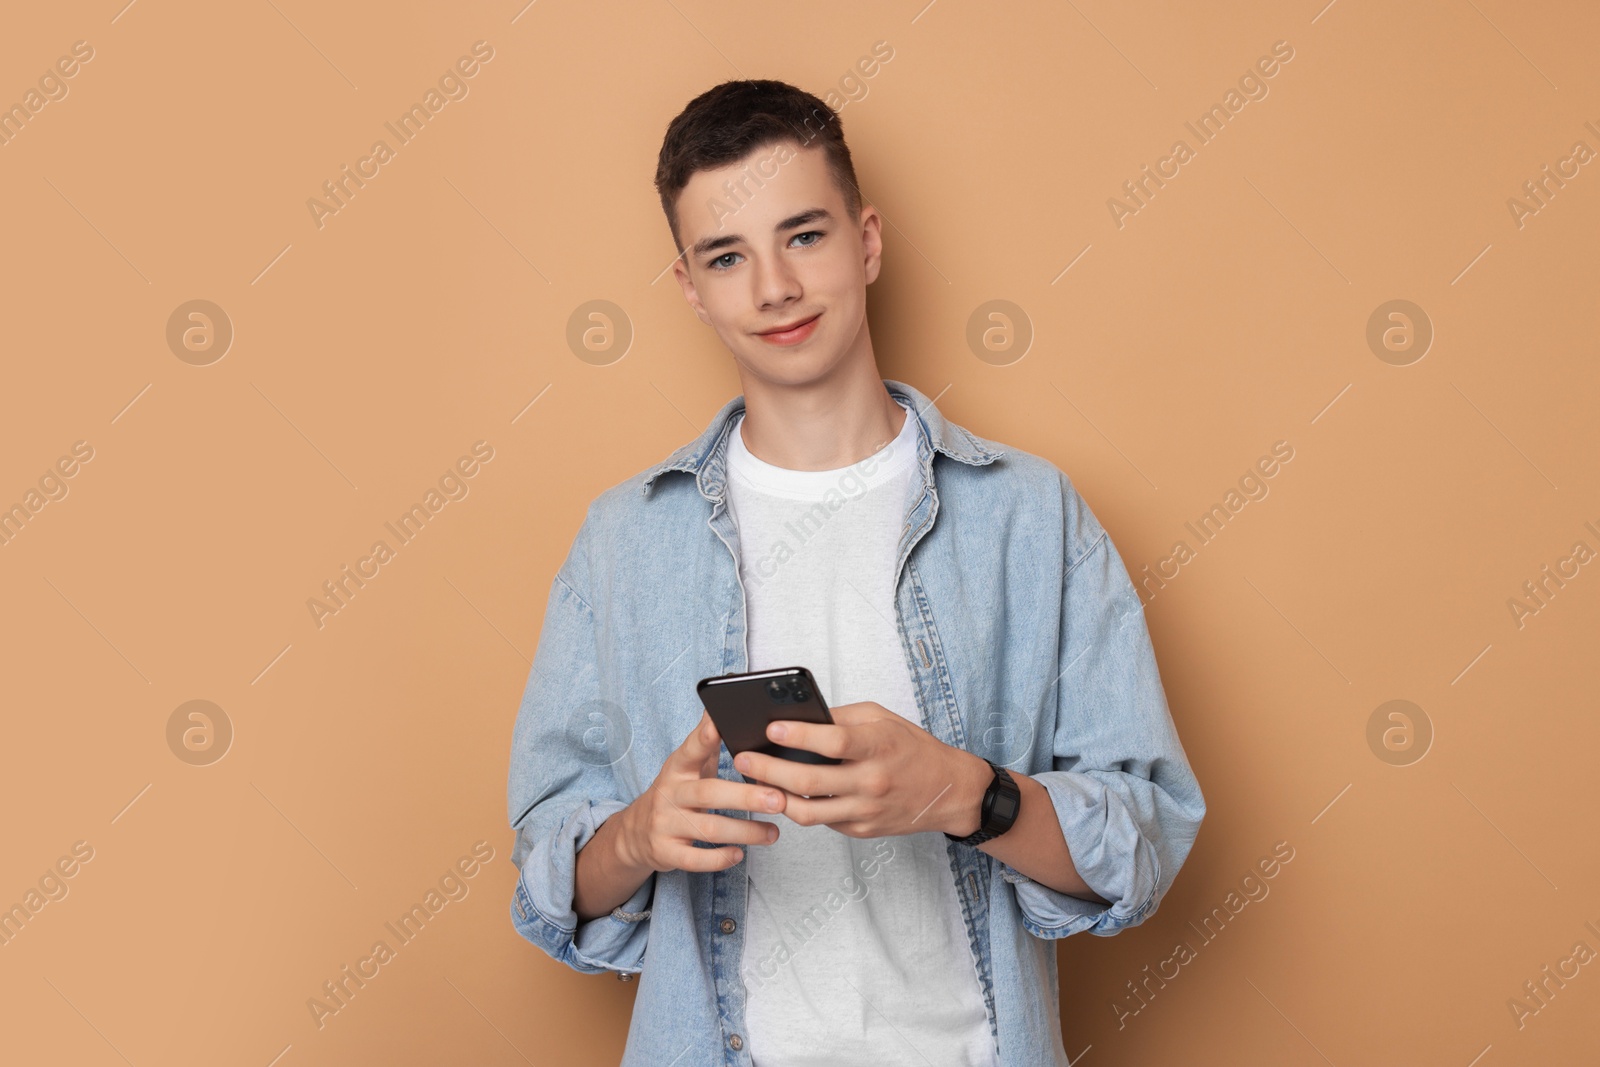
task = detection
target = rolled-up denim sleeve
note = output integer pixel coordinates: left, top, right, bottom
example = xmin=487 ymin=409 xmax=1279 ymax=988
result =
xmin=507 ymin=514 xmax=654 ymax=975
xmin=998 ymin=476 xmax=1206 ymax=940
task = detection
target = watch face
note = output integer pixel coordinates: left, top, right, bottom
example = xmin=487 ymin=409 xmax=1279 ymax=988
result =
xmin=992 ymin=792 xmax=1018 ymax=822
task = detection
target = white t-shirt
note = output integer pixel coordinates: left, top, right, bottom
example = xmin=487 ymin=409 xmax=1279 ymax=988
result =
xmin=725 ymin=399 xmax=996 ymax=1067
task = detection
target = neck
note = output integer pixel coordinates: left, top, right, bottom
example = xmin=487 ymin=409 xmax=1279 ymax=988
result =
xmin=735 ymin=360 xmax=906 ymax=471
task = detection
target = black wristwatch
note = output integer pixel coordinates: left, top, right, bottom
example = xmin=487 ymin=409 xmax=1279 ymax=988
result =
xmin=945 ymin=759 xmax=1020 ymax=847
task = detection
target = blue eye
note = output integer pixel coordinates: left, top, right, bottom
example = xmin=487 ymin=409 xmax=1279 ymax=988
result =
xmin=704 ymin=231 xmax=824 ymax=272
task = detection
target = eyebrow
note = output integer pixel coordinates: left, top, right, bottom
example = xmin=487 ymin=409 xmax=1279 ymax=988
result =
xmin=690 ymin=207 xmax=835 ymax=260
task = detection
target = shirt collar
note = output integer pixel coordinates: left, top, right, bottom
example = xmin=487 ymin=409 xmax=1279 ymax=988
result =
xmin=640 ymin=377 xmax=1005 ymax=499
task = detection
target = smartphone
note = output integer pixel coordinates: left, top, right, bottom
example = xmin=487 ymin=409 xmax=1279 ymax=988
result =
xmin=696 ymin=666 xmax=842 ymax=786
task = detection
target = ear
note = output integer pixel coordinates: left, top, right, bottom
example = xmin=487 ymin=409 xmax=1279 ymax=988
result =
xmin=672 ymin=257 xmax=713 ymax=326
xmin=858 ymin=203 xmax=884 ymax=286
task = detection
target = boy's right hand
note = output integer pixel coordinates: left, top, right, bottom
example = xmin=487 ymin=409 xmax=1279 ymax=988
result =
xmin=620 ymin=710 xmax=787 ymax=874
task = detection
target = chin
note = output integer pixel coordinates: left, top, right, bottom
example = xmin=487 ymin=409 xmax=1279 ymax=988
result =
xmin=743 ymin=350 xmax=850 ymax=388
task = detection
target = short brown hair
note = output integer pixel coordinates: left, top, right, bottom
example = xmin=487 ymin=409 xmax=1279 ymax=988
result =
xmin=654 ymin=79 xmax=862 ymax=257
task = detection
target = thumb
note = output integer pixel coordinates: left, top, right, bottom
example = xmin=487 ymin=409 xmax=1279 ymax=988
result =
xmin=681 ymin=709 xmax=718 ymax=760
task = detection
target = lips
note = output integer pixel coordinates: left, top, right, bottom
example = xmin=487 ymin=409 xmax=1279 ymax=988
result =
xmin=755 ymin=313 xmax=821 ymax=345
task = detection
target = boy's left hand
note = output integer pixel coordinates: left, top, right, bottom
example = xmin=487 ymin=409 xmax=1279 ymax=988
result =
xmin=731 ymin=701 xmax=987 ymax=839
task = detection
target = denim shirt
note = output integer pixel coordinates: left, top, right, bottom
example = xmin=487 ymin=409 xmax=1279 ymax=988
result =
xmin=507 ymin=378 xmax=1206 ymax=1066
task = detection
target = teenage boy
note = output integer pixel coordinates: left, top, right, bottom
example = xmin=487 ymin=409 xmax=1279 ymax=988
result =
xmin=508 ymin=79 xmax=1205 ymax=1067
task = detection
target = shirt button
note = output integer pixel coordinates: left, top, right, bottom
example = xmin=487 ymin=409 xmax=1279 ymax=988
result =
xmin=616 ymin=972 xmax=634 ymax=982
xmin=719 ymin=918 xmax=736 ymax=934
xmin=729 ymin=1034 xmax=743 ymax=1050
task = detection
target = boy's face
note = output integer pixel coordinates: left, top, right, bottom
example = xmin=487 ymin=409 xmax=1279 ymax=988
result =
xmin=670 ymin=141 xmax=882 ymax=389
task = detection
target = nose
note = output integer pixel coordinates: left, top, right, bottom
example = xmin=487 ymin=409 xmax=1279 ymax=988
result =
xmin=753 ymin=252 xmax=802 ymax=312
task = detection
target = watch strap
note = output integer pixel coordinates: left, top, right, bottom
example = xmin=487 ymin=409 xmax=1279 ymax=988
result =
xmin=945 ymin=760 xmax=1020 ymax=847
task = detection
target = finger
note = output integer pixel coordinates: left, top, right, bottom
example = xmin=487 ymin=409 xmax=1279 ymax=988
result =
xmin=665 ymin=842 xmax=748 ymax=873
xmin=682 ymin=777 xmax=787 ymax=815
xmin=655 ymin=780 xmax=778 ymax=841
xmin=699 ymin=745 xmax=721 ymax=779
xmin=735 ymin=751 xmax=843 ymax=798
xmin=676 ymin=710 xmax=718 ymax=766
xmin=671 ymin=811 xmax=781 ymax=848
xmin=767 ymin=718 xmax=854 ymax=760
xmin=782 ymin=793 xmax=863 ymax=828
xmin=816 ymin=702 xmax=889 ymax=726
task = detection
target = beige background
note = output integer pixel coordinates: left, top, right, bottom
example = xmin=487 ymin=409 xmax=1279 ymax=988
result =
xmin=2 ymin=1 xmax=1597 ymax=1063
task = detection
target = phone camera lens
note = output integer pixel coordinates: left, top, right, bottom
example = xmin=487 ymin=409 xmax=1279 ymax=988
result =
xmin=793 ymin=687 xmax=810 ymax=702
